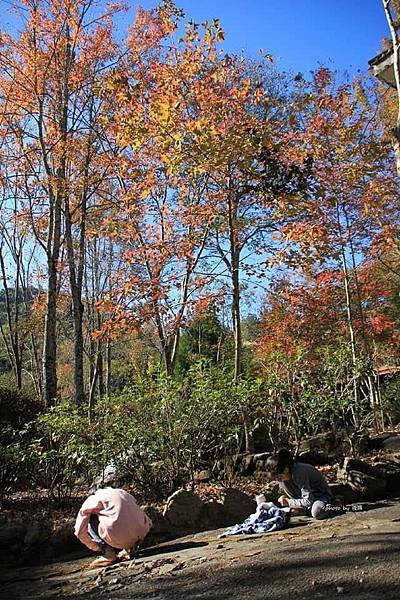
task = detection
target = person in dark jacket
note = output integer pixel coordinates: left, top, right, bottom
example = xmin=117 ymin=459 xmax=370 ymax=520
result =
xmin=266 ymin=448 xmax=341 ymax=520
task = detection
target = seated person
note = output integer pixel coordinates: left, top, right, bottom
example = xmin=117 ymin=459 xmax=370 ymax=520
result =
xmin=74 ymin=487 xmax=152 ymax=567
xmin=266 ymin=448 xmax=341 ymax=520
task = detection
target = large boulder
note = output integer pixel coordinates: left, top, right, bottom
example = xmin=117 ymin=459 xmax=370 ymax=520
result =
xmin=141 ymin=505 xmax=170 ymax=535
xmin=89 ymin=463 xmax=119 ymax=493
xmin=232 ymin=454 xmax=256 ymax=476
xmin=370 ymin=456 xmax=400 ymax=496
xmin=329 ymin=483 xmax=364 ymax=504
xmin=198 ymin=489 xmax=257 ymax=530
xmin=298 ymin=431 xmax=342 ymax=465
xmin=0 ymin=522 xmax=26 ymax=547
xmin=163 ymin=489 xmax=204 ymax=532
xmin=46 ymin=519 xmax=82 ymax=559
xmin=219 ymin=488 xmax=256 ymax=525
xmin=198 ymin=500 xmax=228 ymax=529
xmin=337 ymin=458 xmax=387 ymax=501
xmin=23 ymin=521 xmax=51 ymax=548
xmin=194 ymin=470 xmax=211 ymax=483
xmin=382 ymin=435 xmax=400 ymax=452
xmin=254 ymin=452 xmax=271 ymax=473
xmin=367 ymin=432 xmax=394 ymax=451
xmin=299 ymin=431 xmax=371 ymax=465
xmin=0 ymin=522 xmax=27 ymax=565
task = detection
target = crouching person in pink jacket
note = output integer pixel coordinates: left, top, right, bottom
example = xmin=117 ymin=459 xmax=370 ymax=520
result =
xmin=74 ymin=487 xmax=152 ymax=568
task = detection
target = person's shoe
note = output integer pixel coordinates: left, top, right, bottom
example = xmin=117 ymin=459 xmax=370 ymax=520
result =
xmin=103 ymin=545 xmax=118 ymax=561
xmin=117 ymin=549 xmax=131 ymax=561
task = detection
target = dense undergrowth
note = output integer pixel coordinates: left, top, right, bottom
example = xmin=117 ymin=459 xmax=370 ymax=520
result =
xmin=1 ymin=355 xmax=399 ymax=508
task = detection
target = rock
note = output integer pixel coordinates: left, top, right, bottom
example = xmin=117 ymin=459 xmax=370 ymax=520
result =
xmin=199 ymin=489 xmax=258 ymax=530
xmin=262 ymin=481 xmax=281 ymax=503
xmin=0 ymin=523 xmax=27 ymax=566
xmin=254 ymin=452 xmax=271 ymax=473
xmin=163 ymin=490 xmax=204 ymax=531
xmin=368 ymin=432 xmax=394 ymax=450
xmin=297 ymin=431 xmax=350 ymax=464
xmin=219 ymin=488 xmax=256 ymax=525
xmin=298 ymin=451 xmax=332 ymax=466
xmin=234 ymin=454 xmax=256 ymax=476
xmin=329 ymin=483 xmax=364 ymax=504
xmin=23 ymin=521 xmax=51 ymax=548
xmin=140 ymin=505 xmax=170 ymax=535
xmin=198 ymin=500 xmax=227 ymax=529
xmin=253 ymin=425 xmax=271 ymax=453
xmin=194 ymin=470 xmax=211 ymax=483
xmin=47 ymin=519 xmax=82 ymax=558
xmin=337 ymin=458 xmax=387 ymax=501
xmin=0 ymin=523 xmax=26 ymax=546
xmin=298 ymin=432 xmax=339 ymax=456
xmin=371 ymin=460 xmax=400 ymax=496
xmin=384 ymin=453 xmax=400 ymax=464
xmin=299 ymin=431 xmax=371 ymax=461
xmin=382 ymin=435 xmax=400 ymax=451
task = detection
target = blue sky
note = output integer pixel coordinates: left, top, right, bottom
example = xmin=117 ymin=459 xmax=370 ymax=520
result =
xmin=0 ymin=1 xmax=389 ymax=75
xmin=122 ymin=0 xmax=389 ymax=76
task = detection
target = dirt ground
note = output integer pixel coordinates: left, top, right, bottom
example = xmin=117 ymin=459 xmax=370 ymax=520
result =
xmin=1 ymin=499 xmax=400 ymax=600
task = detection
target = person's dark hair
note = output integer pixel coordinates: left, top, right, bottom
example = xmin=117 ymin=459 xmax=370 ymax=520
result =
xmin=265 ymin=448 xmax=294 ymax=478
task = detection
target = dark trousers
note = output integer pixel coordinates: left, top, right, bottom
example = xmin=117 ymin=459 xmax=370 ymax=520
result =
xmin=88 ymin=514 xmax=120 ymax=554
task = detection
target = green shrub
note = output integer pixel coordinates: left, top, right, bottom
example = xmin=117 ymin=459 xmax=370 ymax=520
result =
xmin=0 ymin=426 xmax=32 ymax=508
xmin=0 ymin=383 xmax=41 ymax=429
xmin=92 ymin=363 xmax=242 ymax=497
xmin=29 ymin=403 xmax=97 ymax=505
xmin=380 ymin=376 xmax=400 ymax=426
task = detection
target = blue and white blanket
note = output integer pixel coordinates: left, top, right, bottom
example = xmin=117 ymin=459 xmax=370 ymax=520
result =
xmin=220 ymin=503 xmax=290 ymax=537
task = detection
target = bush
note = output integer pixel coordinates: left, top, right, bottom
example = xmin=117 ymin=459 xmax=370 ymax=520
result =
xmin=0 ymin=384 xmax=41 ymax=505
xmin=380 ymin=376 xmax=400 ymax=426
xmin=0 ymin=426 xmax=32 ymax=508
xmin=92 ymin=363 xmax=243 ymax=497
xmin=0 ymin=382 xmax=41 ymax=429
xmin=256 ymin=344 xmax=377 ymax=447
xmin=29 ymin=403 xmax=97 ymax=505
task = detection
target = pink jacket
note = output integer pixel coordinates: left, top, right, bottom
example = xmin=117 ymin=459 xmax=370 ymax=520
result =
xmin=74 ymin=488 xmax=152 ymax=552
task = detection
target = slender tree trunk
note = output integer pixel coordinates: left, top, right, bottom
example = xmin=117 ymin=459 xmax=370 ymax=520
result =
xmin=39 ymin=26 xmax=69 ymax=407
xmin=43 ymin=203 xmax=61 ymax=407
xmin=336 ymin=201 xmax=359 ymax=427
xmin=0 ymin=246 xmax=23 ymax=388
xmin=227 ymin=188 xmax=253 ymax=452
xmin=228 ymin=190 xmax=242 ymax=383
xmin=105 ymin=338 xmax=111 ymax=396
xmin=64 ymin=200 xmax=85 ymax=404
xmin=231 ymin=251 xmax=242 ymax=382
xmin=96 ymin=311 xmax=104 ymax=398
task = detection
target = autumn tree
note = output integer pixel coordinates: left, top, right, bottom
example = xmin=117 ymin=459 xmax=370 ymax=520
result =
xmin=271 ymin=68 xmax=398 ymax=425
xmin=95 ymin=4 xmax=225 ymax=375
xmin=0 ymin=0 xmax=119 ymax=405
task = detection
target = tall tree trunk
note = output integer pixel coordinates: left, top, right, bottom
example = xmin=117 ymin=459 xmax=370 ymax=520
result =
xmin=64 ymin=200 xmax=85 ymax=404
xmin=63 ymin=94 xmax=94 ymax=404
xmin=228 ymin=191 xmax=242 ymax=383
xmin=228 ymin=189 xmax=253 ymax=452
xmin=39 ymin=19 xmax=70 ymax=406
xmin=43 ymin=197 xmax=62 ymax=407
xmin=106 ymin=338 xmax=111 ymax=396
xmin=231 ymin=250 xmax=242 ymax=383
xmin=0 ymin=246 xmax=23 ymax=388
xmin=336 ymin=200 xmax=359 ymax=427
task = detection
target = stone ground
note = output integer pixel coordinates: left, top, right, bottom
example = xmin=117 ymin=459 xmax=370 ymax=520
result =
xmin=1 ymin=500 xmax=400 ymax=600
